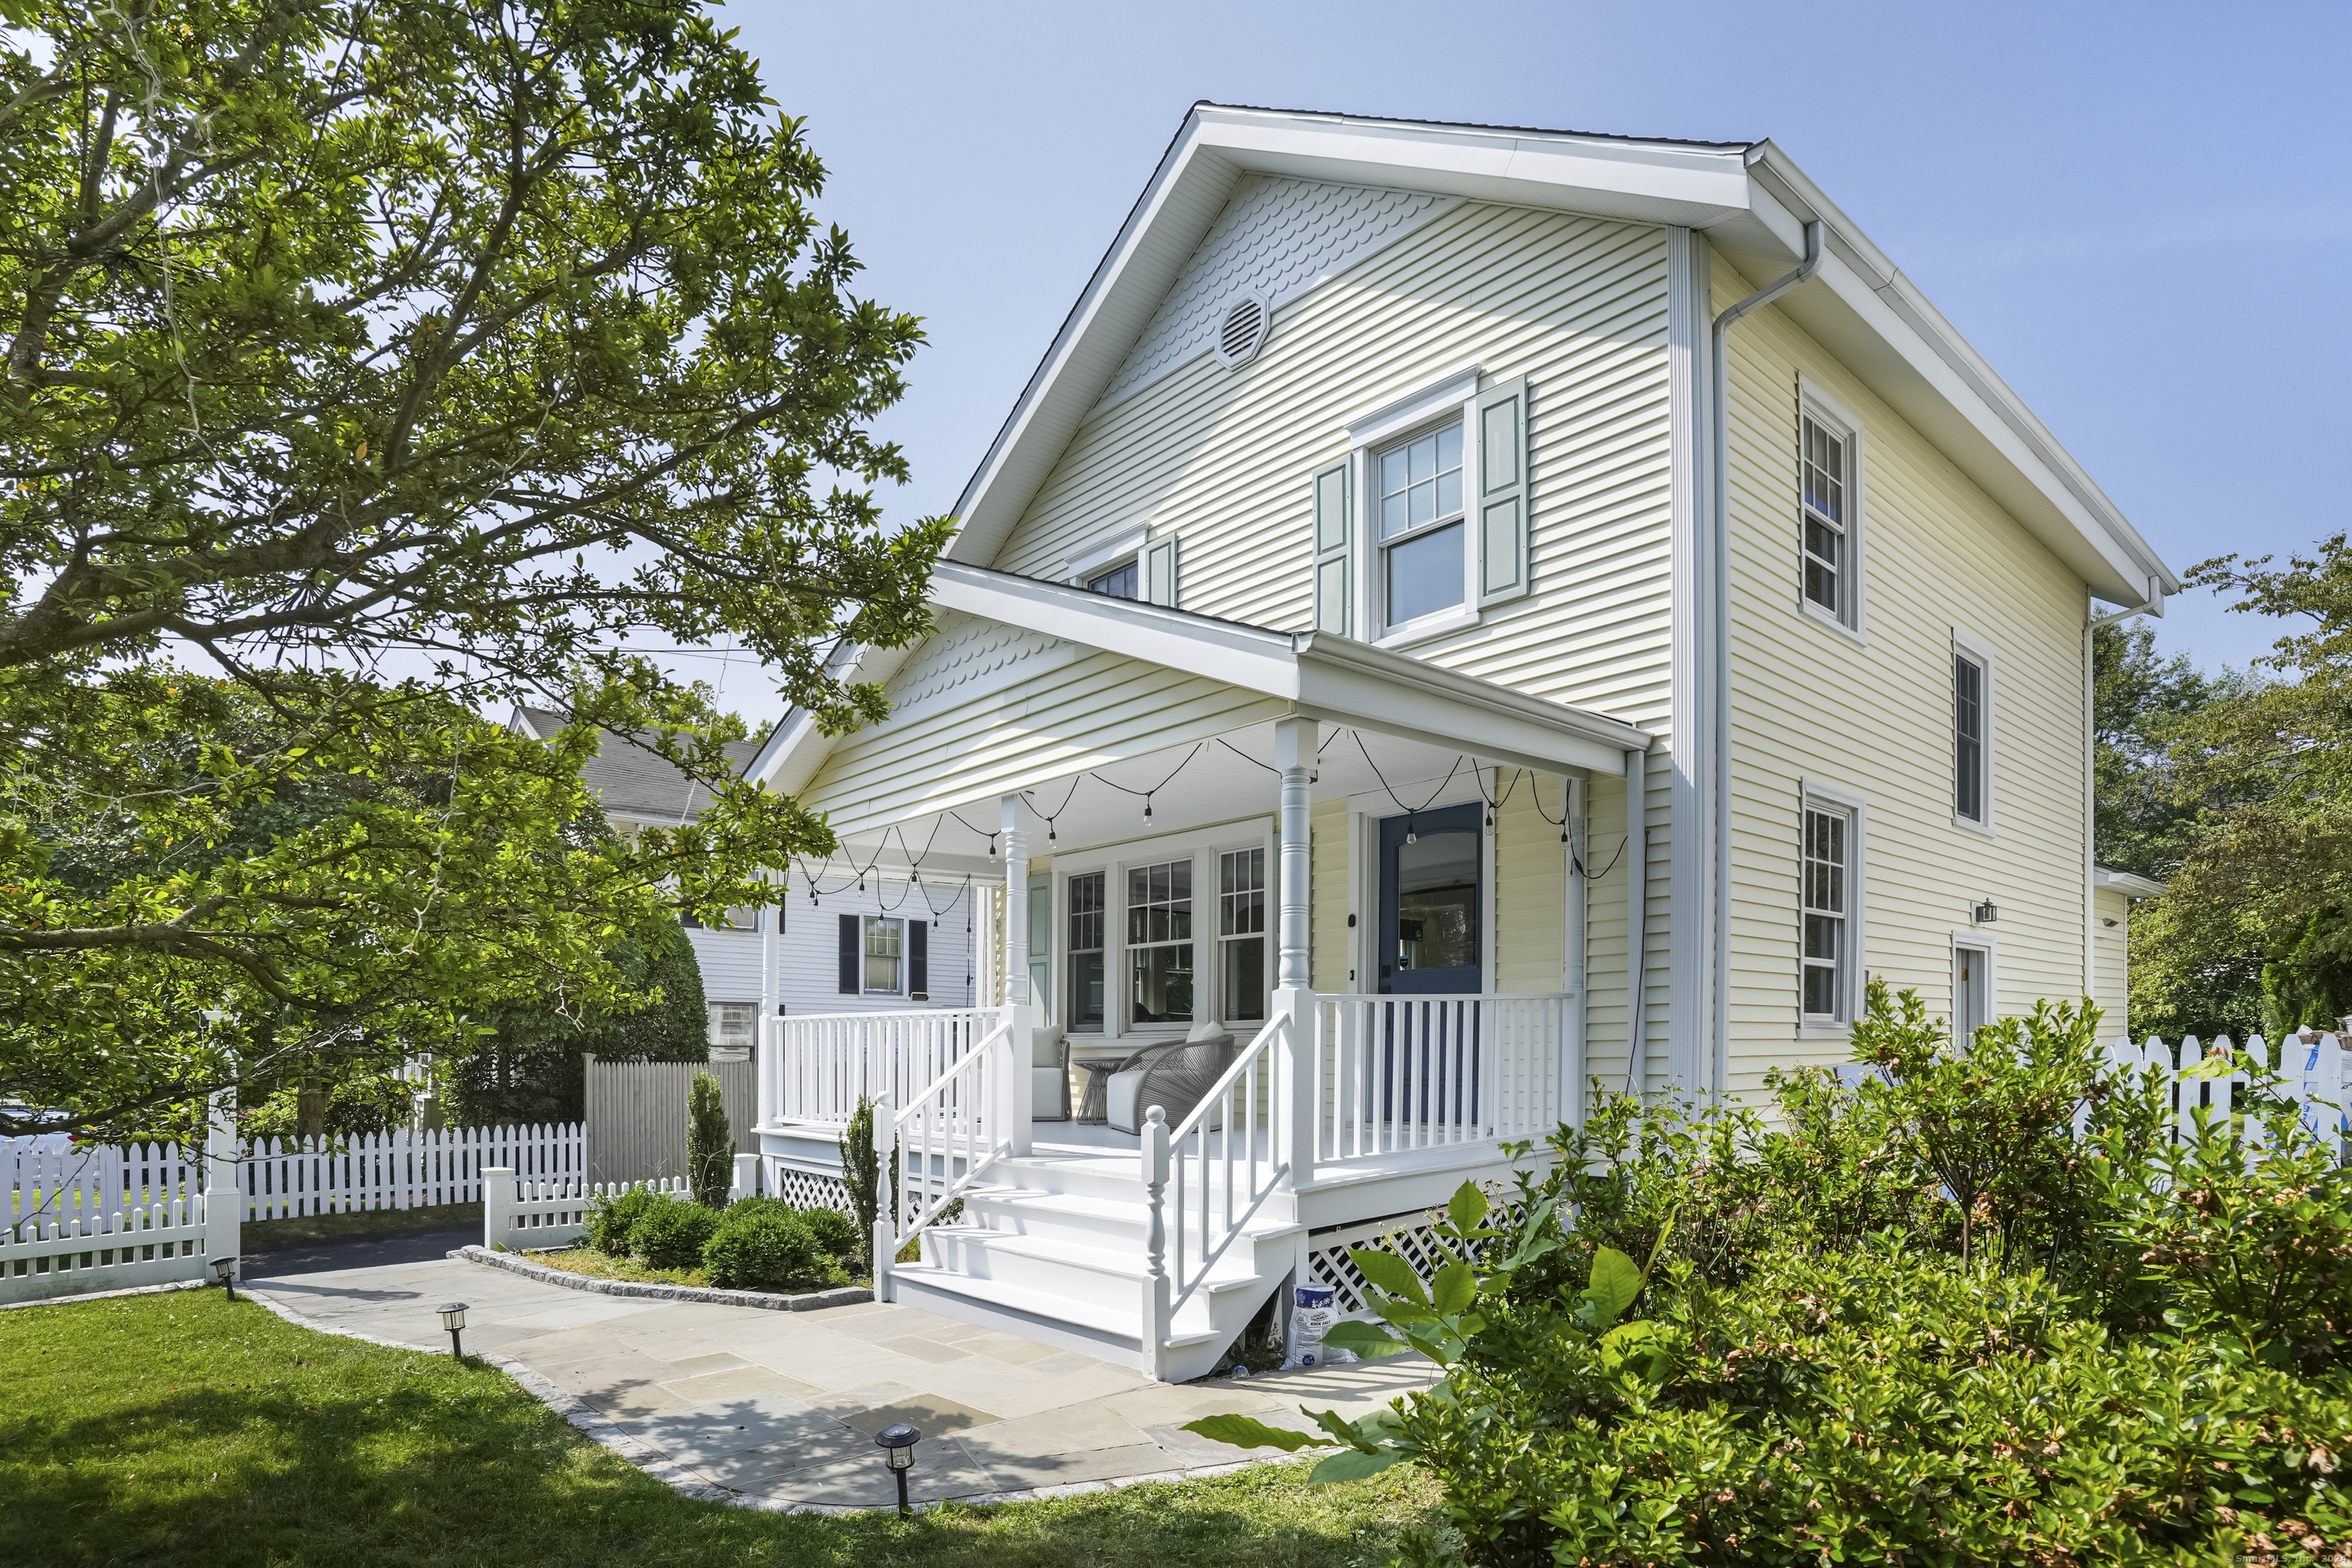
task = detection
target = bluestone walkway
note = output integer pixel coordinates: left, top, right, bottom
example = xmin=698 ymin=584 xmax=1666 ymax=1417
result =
xmin=243 ymin=1252 xmax=1436 ymax=1510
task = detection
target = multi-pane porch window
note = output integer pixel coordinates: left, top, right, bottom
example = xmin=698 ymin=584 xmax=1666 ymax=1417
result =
xmin=1379 ymin=422 xmax=1465 ymax=627
xmin=1067 ymin=872 xmax=1106 ymax=1031
xmin=1126 ymin=859 xmax=1193 ymax=1024
xmin=1219 ymin=848 xmax=1266 ymax=1023
xmin=862 ymin=916 xmax=903 ymax=995
xmin=1801 ymin=806 xmax=1849 ymax=1021
xmin=1800 ymin=414 xmax=1848 ymax=619
xmin=1954 ymin=652 xmax=1987 ymax=824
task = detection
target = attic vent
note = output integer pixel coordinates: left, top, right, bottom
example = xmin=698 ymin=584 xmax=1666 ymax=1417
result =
xmin=1214 ymin=293 xmax=1269 ymax=368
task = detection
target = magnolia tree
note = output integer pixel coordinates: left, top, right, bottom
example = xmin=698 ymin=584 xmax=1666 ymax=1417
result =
xmin=0 ymin=0 xmax=945 ymax=1139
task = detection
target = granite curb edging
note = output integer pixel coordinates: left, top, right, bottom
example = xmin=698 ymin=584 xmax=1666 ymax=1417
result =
xmin=0 ymin=1276 xmax=212 ymax=1311
xmin=449 ymin=1243 xmax=872 ymax=1312
xmin=243 ymin=1277 xmax=1304 ymax=1516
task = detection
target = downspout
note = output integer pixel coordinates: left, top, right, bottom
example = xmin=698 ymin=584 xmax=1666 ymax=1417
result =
xmin=1625 ymin=746 xmax=1651 ymax=1094
xmin=1709 ymin=220 xmax=1824 ymax=1098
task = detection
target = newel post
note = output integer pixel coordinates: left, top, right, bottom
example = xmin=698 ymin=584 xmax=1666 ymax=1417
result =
xmin=871 ymin=1093 xmax=897 ymax=1301
xmin=1274 ymin=717 xmax=1318 ymax=1183
xmin=481 ymin=1166 xmax=514 ymax=1251
xmin=203 ymin=1078 xmax=242 ymax=1282
xmin=1001 ymin=792 xmax=1034 ymax=1158
xmin=1140 ymin=1104 xmax=1171 ymax=1380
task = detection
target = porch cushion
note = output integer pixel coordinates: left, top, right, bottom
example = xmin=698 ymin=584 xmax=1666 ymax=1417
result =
xmin=1031 ymin=1027 xmax=1070 ymax=1120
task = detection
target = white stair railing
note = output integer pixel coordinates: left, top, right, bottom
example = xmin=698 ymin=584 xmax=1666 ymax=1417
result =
xmin=766 ymin=1007 xmax=1004 ymax=1127
xmin=871 ymin=1014 xmax=1018 ymax=1297
xmin=1159 ymin=1013 xmax=1289 ymax=1318
xmin=1312 ymin=994 xmax=1572 ymax=1164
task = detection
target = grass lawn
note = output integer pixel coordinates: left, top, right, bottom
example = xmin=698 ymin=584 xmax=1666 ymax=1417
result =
xmin=0 ymin=1289 xmax=1442 ymax=1568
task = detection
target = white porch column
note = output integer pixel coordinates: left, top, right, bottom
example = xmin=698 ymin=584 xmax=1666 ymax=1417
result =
xmin=756 ymin=871 xmax=781 ymax=1133
xmin=1274 ymin=717 xmax=1317 ymax=1181
xmin=1001 ymin=793 xmax=1034 ymax=1158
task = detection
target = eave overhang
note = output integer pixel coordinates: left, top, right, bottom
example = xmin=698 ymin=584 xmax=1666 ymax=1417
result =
xmin=941 ymin=103 xmax=2177 ymax=612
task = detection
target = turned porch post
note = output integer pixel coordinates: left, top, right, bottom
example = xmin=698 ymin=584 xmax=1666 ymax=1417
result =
xmin=1274 ymin=717 xmax=1317 ymax=1181
xmin=1000 ymin=793 xmax=1034 ymax=1158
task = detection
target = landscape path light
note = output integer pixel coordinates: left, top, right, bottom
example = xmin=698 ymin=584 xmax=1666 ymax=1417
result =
xmin=210 ymin=1253 xmax=239 ymax=1303
xmin=438 ymin=1301 xmax=469 ymax=1360
xmin=875 ymin=1421 xmax=920 ymax=1514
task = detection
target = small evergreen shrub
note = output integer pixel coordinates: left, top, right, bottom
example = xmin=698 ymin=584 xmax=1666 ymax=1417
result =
xmin=702 ymin=1208 xmax=826 ymax=1292
xmin=583 ymin=1182 xmax=663 ymax=1256
xmin=799 ymin=1204 xmax=860 ymax=1263
xmin=686 ymin=1070 xmax=733 ymax=1208
xmin=630 ymin=1195 xmax=720 ymax=1270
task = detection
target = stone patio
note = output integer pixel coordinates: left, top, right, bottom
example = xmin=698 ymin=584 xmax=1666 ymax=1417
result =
xmin=243 ymin=1252 xmax=1436 ymax=1509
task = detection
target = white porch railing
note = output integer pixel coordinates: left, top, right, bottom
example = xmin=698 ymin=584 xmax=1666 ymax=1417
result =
xmin=765 ymin=1007 xmax=1005 ymax=1126
xmin=1312 ymin=994 xmax=1574 ymax=1165
xmin=872 ymin=1013 xmax=1025 ymax=1294
xmin=1154 ymin=1014 xmax=1289 ymax=1318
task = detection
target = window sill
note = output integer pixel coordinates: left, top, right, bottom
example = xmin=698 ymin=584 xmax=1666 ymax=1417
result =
xmin=1797 ymin=600 xmax=1867 ymax=648
xmin=1951 ymin=814 xmax=1996 ymax=838
xmin=1795 ymin=1021 xmax=1851 ymax=1043
xmin=1373 ymin=607 xmax=1480 ymax=650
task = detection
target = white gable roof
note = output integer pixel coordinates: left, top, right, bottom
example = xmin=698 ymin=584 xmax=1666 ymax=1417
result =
xmin=943 ymin=103 xmax=2177 ymax=610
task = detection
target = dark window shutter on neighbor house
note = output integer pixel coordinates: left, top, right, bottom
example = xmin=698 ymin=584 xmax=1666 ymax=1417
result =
xmin=909 ymin=921 xmax=929 ymax=998
xmin=837 ymin=913 xmax=859 ymax=994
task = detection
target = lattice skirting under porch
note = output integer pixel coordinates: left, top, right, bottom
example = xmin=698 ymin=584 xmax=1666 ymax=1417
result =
xmin=1304 ymin=1212 xmax=1446 ymax=1315
xmin=768 ymin=1164 xmax=853 ymax=1217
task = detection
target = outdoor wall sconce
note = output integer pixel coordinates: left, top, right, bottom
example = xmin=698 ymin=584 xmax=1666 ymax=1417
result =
xmin=876 ymin=1422 xmax=921 ymax=1514
xmin=438 ymin=1302 xmax=469 ymax=1359
xmin=211 ymin=1253 xmax=239 ymax=1303
xmin=1971 ymin=899 xmax=1999 ymax=925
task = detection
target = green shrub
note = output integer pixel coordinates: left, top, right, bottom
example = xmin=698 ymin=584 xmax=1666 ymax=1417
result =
xmin=702 ymin=1209 xmax=827 ymax=1292
xmin=687 ymin=1070 xmax=733 ymax=1208
xmin=1183 ymin=983 xmax=2352 ymax=1566
xmin=582 ymin=1182 xmax=663 ymax=1256
xmin=629 ymin=1196 xmax=719 ymax=1270
xmin=799 ymin=1204 xmax=860 ymax=1263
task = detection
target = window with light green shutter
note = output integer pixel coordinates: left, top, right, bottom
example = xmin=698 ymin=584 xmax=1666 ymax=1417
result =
xmin=1477 ymin=377 xmax=1529 ymax=606
xmin=1311 ymin=459 xmax=1351 ymax=635
xmin=1144 ymin=534 xmax=1179 ymax=606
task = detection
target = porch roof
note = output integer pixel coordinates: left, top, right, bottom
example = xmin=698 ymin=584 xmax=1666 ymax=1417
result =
xmin=753 ymin=563 xmax=1650 ymax=872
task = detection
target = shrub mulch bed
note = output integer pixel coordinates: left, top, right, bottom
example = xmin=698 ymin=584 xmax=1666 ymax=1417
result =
xmin=459 ymin=1244 xmax=871 ymax=1312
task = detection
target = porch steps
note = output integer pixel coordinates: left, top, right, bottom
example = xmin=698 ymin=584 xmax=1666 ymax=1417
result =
xmin=890 ymin=1174 xmax=1305 ymax=1380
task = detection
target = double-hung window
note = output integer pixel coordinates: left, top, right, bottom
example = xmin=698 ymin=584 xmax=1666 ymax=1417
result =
xmin=1218 ymin=848 xmax=1266 ymax=1023
xmin=861 ymin=915 xmax=903 ymax=995
xmin=1377 ymin=422 xmax=1466 ymax=628
xmin=706 ymin=1002 xmax=756 ymax=1053
xmin=1800 ymin=803 xmax=1851 ymax=1023
xmin=1126 ymin=860 xmax=1194 ymax=1024
xmin=1067 ymin=872 xmax=1106 ymax=1030
xmin=1800 ymin=413 xmax=1850 ymax=619
xmin=1954 ymin=652 xmax=1986 ymax=824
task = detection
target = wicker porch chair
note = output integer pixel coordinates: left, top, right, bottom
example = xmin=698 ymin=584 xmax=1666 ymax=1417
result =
xmin=1105 ymin=1022 xmax=1235 ymax=1135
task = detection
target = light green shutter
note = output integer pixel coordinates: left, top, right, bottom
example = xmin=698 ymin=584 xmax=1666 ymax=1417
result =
xmin=1477 ymin=377 xmax=1530 ymax=606
xmin=1311 ymin=459 xmax=1351 ymax=635
xmin=1143 ymin=534 xmax=1179 ymax=606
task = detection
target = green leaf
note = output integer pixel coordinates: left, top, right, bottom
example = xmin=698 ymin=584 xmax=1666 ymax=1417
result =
xmin=1309 ymin=1446 xmax=1411 ymax=1484
xmin=1351 ymin=1247 xmax=1429 ymax=1305
xmin=1178 ymin=1414 xmax=1322 ymax=1452
xmin=1579 ymin=1246 xmax=1643 ymax=1328
xmin=1430 ymin=1259 xmax=1478 ymax=1315
xmin=1323 ymin=1320 xmax=1411 ymax=1359
xmin=1311 ymin=1407 xmax=1370 ymax=1449
xmin=1446 ymin=1181 xmax=1488 ymax=1233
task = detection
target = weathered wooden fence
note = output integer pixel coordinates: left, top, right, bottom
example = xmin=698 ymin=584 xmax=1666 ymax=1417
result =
xmin=583 ymin=1058 xmax=757 ymax=1187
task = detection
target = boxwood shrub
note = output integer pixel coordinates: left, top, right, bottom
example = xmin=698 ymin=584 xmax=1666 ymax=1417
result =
xmin=580 ymin=1182 xmax=664 ymax=1256
xmin=702 ymin=1207 xmax=828 ymax=1292
xmin=629 ymin=1195 xmax=720 ymax=1271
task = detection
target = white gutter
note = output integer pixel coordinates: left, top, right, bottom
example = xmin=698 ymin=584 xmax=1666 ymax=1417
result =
xmin=1708 ymin=220 xmax=1824 ymax=1096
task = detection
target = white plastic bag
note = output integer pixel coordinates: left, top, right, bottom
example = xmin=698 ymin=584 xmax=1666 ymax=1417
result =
xmin=1282 ymin=1284 xmax=1356 ymax=1369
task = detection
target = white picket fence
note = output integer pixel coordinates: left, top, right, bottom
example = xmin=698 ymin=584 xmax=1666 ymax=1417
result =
xmin=482 ymin=1153 xmax=758 ymax=1251
xmin=2102 ymin=1031 xmax=2351 ymax=1148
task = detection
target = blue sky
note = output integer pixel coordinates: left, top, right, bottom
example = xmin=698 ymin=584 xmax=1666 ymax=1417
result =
xmin=701 ymin=0 xmax=2349 ymax=724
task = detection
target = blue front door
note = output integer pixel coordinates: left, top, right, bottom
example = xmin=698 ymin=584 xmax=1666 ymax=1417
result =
xmin=1377 ymin=803 xmax=1482 ymax=995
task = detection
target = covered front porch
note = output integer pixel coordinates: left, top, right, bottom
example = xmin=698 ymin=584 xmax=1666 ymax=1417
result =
xmin=749 ymin=564 xmax=1651 ymax=1377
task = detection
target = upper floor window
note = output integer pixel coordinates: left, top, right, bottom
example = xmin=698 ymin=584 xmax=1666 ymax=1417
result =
xmin=1379 ymin=422 xmax=1466 ymax=627
xmin=1955 ymin=652 xmax=1986 ymax=823
xmin=1800 ymin=413 xmax=1848 ymax=618
xmin=1086 ymin=559 xmax=1139 ymax=599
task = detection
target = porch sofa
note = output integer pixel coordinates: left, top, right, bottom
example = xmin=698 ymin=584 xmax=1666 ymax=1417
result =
xmin=1106 ymin=1022 xmax=1234 ymax=1135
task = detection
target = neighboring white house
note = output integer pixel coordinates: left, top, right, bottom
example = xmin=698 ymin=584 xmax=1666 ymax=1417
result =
xmin=506 ymin=707 xmax=982 ymax=1059
xmin=719 ymin=105 xmax=2178 ymax=1379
